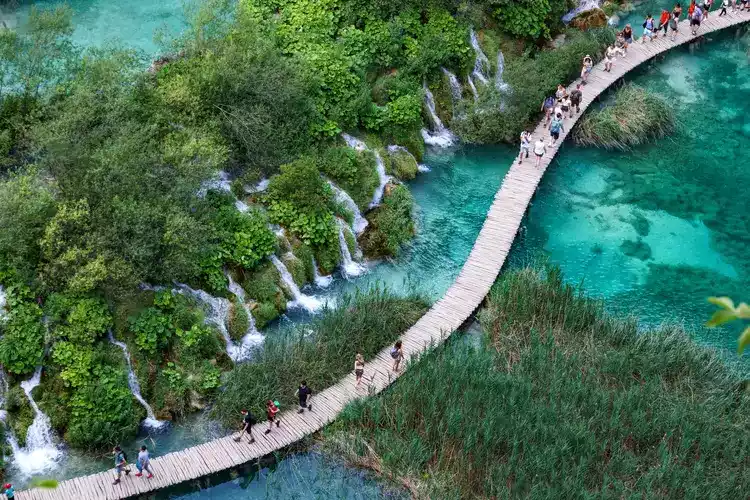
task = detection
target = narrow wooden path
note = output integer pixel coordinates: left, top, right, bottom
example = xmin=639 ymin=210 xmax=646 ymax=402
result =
xmin=13 ymin=12 xmax=749 ymax=499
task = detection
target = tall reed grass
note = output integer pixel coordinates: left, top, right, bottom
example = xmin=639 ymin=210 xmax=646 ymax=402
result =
xmin=574 ymin=84 xmax=675 ymax=150
xmin=212 ymin=286 xmax=428 ymax=426
xmin=328 ymin=267 xmax=750 ymax=498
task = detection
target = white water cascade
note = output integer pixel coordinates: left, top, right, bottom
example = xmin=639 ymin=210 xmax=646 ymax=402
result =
xmin=226 ymin=274 xmax=264 ymax=355
xmin=337 ymin=219 xmax=366 ymax=279
xmin=108 ymin=332 xmax=166 ymax=429
xmin=10 ymin=367 xmax=62 ymax=478
xmin=341 ymin=133 xmax=390 ymax=208
xmin=467 ymin=74 xmax=479 ymax=102
xmin=421 ymin=82 xmax=456 ymax=147
xmin=495 ymin=50 xmax=510 ymax=92
xmin=198 ymin=170 xmax=248 ymax=213
xmin=328 ymin=181 xmax=368 ymax=234
xmin=563 ymin=0 xmax=602 ymax=23
xmin=469 ymin=28 xmax=491 ymax=84
xmin=0 ymin=285 xmax=6 ymax=320
xmin=312 ymin=258 xmax=333 ymax=288
xmin=270 ymin=255 xmax=323 ymax=313
xmin=442 ymin=67 xmax=463 ymax=116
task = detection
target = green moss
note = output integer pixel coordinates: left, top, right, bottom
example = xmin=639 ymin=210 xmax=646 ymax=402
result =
xmin=313 ymin=237 xmax=342 ymax=275
xmin=251 ymin=302 xmax=280 ymax=330
xmin=6 ymin=386 xmax=33 ymax=447
xmin=343 ymin=225 xmax=357 ymax=256
xmin=384 ymin=147 xmax=418 ymax=181
xmin=281 ymin=253 xmax=307 ymax=287
xmin=228 ymin=296 xmax=249 ymax=342
xmin=431 ymin=80 xmax=453 ymax=128
xmin=360 ymin=185 xmax=415 ymax=259
xmin=290 ymin=241 xmax=315 ymax=283
xmin=317 ymin=146 xmax=379 ymax=210
xmin=242 ymin=260 xmax=282 ymax=305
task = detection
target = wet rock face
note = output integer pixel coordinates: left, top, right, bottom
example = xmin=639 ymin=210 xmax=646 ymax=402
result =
xmin=570 ymin=8 xmax=609 ymax=30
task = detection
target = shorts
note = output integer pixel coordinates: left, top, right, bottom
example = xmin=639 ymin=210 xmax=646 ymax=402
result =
xmin=624 ymin=37 xmax=634 ymax=43
xmin=670 ymin=23 xmax=678 ymax=31
xmin=535 ymin=152 xmax=544 ymax=158
xmin=561 ymin=106 xmax=569 ymax=112
xmin=570 ymin=99 xmax=580 ymax=107
xmin=703 ymin=2 xmax=710 ymax=8
xmin=584 ymin=67 xmax=592 ymax=74
xmin=550 ymin=130 xmax=560 ymax=140
xmin=691 ymin=18 xmax=701 ymax=26
xmin=355 ymin=368 xmax=364 ymax=376
xmin=267 ymin=414 xmax=276 ymax=422
xmin=643 ymin=28 xmax=653 ymax=37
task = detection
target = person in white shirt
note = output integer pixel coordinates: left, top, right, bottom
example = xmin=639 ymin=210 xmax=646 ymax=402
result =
xmin=518 ymin=131 xmax=531 ymax=164
xmin=135 ymin=445 xmax=154 ymax=479
xmin=561 ymin=95 xmax=573 ymax=119
xmin=604 ymin=45 xmax=617 ymax=72
xmin=533 ymin=138 xmax=547 ymax=168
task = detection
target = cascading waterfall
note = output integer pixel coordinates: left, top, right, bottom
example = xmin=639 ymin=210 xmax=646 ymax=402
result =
xmin=0 ymin=285 xmax=6 ymax=320
xmin=442 ymin=68 xmax=463 ymax=117
xmin=563 ymin=0 xmax=602 ymax=23
xmin=337 ymin=219 xmax=366 ymax=279
xmin=312 ymin=258 xmax=333 ymax=288
xmin=469 ymin=28 xmax=490 ymax=84
xmin=421 ymin=83 xmax=456 ymax=147
xmin=226 ymin=274 xmax=264 ymax=355
xmin=467 ymin=74 xmax=479 ymax=102
xmin=495 ymin=50 xmax=510 ymax=92
xmin=328 ymin=181 xmax=368 ymax=234
xmin=418 ymin=164 xmax=431 ymax=173
xmin=107 ymin=332 xmax=166 ymax=429
xmin=341 ymin=133 xmax=390 ymax=208
xmin=10 ymin=367 xmax=62 ymax=478
xmin=198 ymin=170 xmax=248 ymax=213
xmin=270 ymin=255 xmax=323 ymax=313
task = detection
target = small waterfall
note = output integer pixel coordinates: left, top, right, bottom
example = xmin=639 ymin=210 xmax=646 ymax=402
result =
xmin=467 ymin=74 xmax=479 ymax=102
xmin=226 ymin=274 xmax=264 ymax=355
xmin=312 ymin=258 xmax=333 ymax=288
xmin=198 ymin=170 xmax=232 ymax=197
xmin=107 ymin=332 xmax=166 ymax=429
xmin=270 ymin=255 xmax=323 ymax=313
xmin=495 ymin=50 xmax=510 ymax=92
xmin=337 ymin=219 xmax=366 ymax=279
xmin=469 ymin=28 xmax=490 ymax=84
xmin=0 ymin=285 xmax=6 ymax=320
xmin=11 ymin=367 xmax=62 ymax=478
xmin=442 ymin=67 xmax=463 ymax=113
xmin=341 ymin=133 xmax=390 ymax=208
xmin=245 ymin=178 xmax=269 ymax=194
xmin=563 ymin=0 xmax=602 ymax=23
xmin=421 ymin=83 xmax=456 ymax=147
xmin=418 ymin=164 xmax=431 ymax=173
xmin=328 ymin=181 xmax=368 ymax=234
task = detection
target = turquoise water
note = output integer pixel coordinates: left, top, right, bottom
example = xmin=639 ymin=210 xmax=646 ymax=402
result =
xmin=510 ymin=30 xmax=750 ymax=353
xmin=4 ymin=0 xmax=186 ymax=55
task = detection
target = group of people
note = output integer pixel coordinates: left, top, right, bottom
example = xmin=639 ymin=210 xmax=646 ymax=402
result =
xmin=635 ymin=0 xmax=749 ymax=43
xmin=234 ymin=381 xmax=314 ymax=444
xmin=112 ymin=445 xmax=154 ymax=485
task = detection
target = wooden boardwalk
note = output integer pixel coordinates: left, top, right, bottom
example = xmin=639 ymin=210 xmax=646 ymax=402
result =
xmin=12 ymin=12 xmax=749 ymax=499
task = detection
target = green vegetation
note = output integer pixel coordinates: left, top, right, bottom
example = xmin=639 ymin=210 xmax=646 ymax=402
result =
xmin=360 ymin=185 xmax=415 ymax=258
xmin=213 ymin=287 xmax=428 ymax=425
xmin=574 ymin=84 xmax=676 ymax=150
xmin=383 ymin=147 xmax=419 ymax=181
xmin=328 ymin=267 xmax=750 ymax=498
xmin=317 ymin=146 xmax=379 ymax=209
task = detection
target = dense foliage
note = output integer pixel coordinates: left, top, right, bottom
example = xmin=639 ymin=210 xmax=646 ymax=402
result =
xmin=328 ymin=268 xmax=750 ymax=498
xmin=359 ymin=185 xmax=415 ymax=258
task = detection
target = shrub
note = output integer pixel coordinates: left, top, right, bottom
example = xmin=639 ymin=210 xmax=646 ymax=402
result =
xmin=252 ymin=302 xmax=280 ymax=330
xmin=359 ymin=185 xmax=415 ymax=258
xmin=317 ymin=146 xmax=379 ymax=210
xmin=228 ymin=296 xmax=250 ymax=342
xmin=0 ymin=287 xmax=45 ymax=376
xmin=383 ymin=147 xmax=418 ymax=181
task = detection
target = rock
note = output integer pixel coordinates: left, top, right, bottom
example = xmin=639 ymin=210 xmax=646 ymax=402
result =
xmin=620 ymin=238 xmax=652 ymax=261
xmin=570 ymin=8 xmax=608 ymax=30
xmin=548 ymin=34 xmax=567 ymax=49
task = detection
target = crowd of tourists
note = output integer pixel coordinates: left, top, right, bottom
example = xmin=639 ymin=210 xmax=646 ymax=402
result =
xmin=518 ymin=1 xmax=748 ymax=167
xmin=110 ymin=341 xmax=407 ymax=485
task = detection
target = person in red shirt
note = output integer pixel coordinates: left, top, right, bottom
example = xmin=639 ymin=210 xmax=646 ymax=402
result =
xmin=657 ymin=9 xmax=670 ymax=36
xmin=688 ymin=0 xmax=696 ymax=18
xmin=264 ymin=399 xmax=281 ymax=434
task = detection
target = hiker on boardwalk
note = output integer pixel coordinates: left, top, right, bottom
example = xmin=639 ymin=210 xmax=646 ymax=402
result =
xmin=580 ymin=55 xmax=593 ymax=84
xmin=674 ymin=2 xmax=684 ymax=19
xmin=657 ymin=9 xmax=671 ymax=36
xmin=688 ymin=1 xmax=697 ymax=21
xmin=604 ymin=45 xmax=616 ymax=72
xmin=719 ymin=0 xmax=730 ymax=15
xmin=234 ymin=409 xmax=256 ymax=443
xmin=296 ymin=380 xmax=313 ymax=413
xmin=3 ymin=483 xmax=14 ymax=499
xmin=391 ymin=340 xmax=404 ymax=371
xmin=354 ymin=352 xmax=365 ymax=386
xmin=533 ymin=137 xmax=547 ymax=168
xmin=135 ymin=445 xmax=154 ymax=479
xmin=641 ymin=14 xmax=656 ymax=42
xmin=555 ymin=84 xmax=566 ymax=101
xmin=669 ymin=12 xmax=680 ymax=40
xmin=570 ymin=84 xmax=583 ymax=115
xmin=691 ymin=5 xmax=703 ymax=35
xmin=548 ymin=113 xmax=565 ymax=148
xmin=541 ymin=95 xmax=555 ymax=125
xmin=561 ymin=94 xmax=573 ymax=119
xmin=112 ymin=445 xmax=130 ymax=485
xmin=518 ymin=130 xmax=531 ymax=164
xmin=621 ymin=24 xmax=634 ymax=47
xmin=265 ymin=400 xmax=281 ymax=434
xmin=702 ymin=0 xmax=712 ymax=18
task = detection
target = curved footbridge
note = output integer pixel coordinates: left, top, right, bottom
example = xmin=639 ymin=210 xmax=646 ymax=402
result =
xmin=14 ymin=12 xmax=750 ymax=500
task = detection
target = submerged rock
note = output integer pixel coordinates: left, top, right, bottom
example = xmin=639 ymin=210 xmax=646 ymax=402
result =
xmin=620 ymin=238 xmax=652 ymax=261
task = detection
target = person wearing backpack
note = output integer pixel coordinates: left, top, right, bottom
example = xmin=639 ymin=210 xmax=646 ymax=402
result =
xmin=548 ymin=113 xmax=565 ymax=148
xmin=391 ymin=340 xmax=404 ymax=372
xmin=234 ymin=409 xmax=256 ymax=444
xmin=570 ymin=84 xmax=583 ymax=115
xmin=112 ymin=445 xmax=130 ymax=485
xmin=540 ymin=96 xmax=555 ymax=125
xmin=135 ymin=445 xmax=154 ymax=479
xmin=296 ymin=380 xmax=313 ymax=413
xmin=265 ymin=400 xmax=281 ymax=434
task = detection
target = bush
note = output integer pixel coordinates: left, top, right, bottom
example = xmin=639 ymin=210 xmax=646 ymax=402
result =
xmin=228 ymin=296 xmax=249 ymax=342
xmin=573 ymin=84 xmax=675 ymax=150
xmin=317 ymin=146 xmax=379 ymax=210
xmin=359 ymin=185 xmax=415 ymax=258
xmin=212 ymin=287 xmax=429 ymax=425
xmin=0 ymin=287 xmax=45 ymax=376
xmin=329 ymin=267 xmax=750 ymax=498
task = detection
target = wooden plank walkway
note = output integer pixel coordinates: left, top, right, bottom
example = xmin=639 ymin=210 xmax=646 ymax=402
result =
xmin=12 ymin=12 xmax=749 ymax=499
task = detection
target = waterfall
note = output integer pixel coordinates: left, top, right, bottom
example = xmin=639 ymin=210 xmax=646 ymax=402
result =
xmin=0 ymin=285 xmax=6 ymax=321
xmin=467 ymin=74 xmax=479 ymax=102
xmin=245 ymin=178 xmax=269 ymax=194
xmin=270 ymin=255 xmax=323 ymax=313
xmin=442 ymin=67 xmax=463 ymax=112
xmin=469 ymin=28 xmax=490 ymax=84
xmin=563 ymin=0 xmax=602 ymax=23
xmin=341 ymin=133 xmax=390 ymax=208
xmin=418 ymin=164 xmax=432 ymax=173
xmin=312 ymin=258 xmax=333 ymax=288
xmin=337 ymin=219 xmax=366 ymax=279
xmin=107 ymin=332 xmax=166 ymax=429
xmin=495 ymin=50 xmax=510 ymax=92
xmin=10 ymin=367 xmax=62 ymax=478
xmin=328 ymin=181 xmax=368 ymax=234
xmin=226 ymin=274 xmax=264 ymax=356
xmin=421 ymin=83 xmax=456 ymax=147
xmin=198 ymin=170 xmax=249 ymax=212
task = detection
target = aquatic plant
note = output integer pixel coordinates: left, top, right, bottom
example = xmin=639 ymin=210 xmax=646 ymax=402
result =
xmin=574 ymin=83 xmax=675 ymax=150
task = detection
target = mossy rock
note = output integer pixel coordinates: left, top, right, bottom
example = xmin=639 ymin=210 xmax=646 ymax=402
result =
xmin=620 ymin=238 xmax=652 ymax=261
xmin=385 ymin=146 xmax=418 ymax=181
xmin=313 ymin=237 xmax=342 ymax=275
xmin=281 ymin=253 xmax=307 ymax=288
xmin=570 ymin=8 xmax=609 ymax=30
xmin=242 ymin=261 xmax=282 ymax=305
xmin=228 ymin=296 xmax=250 ymax=342
xmin=6 ymin=385 xmax=34 ymax=447
xmin=431 ymin=81 xmax=453 ymax=129
xmin=276 ymin=233 xmax=292 ymax=253
xmin=343 ymin=225 xmax=357 ymax=257
xmin=289 ymin=239 xmax=315 ymax=284
xmin=360 ymin=184 xmax=415 ymax=259
xmin=251 ymin=301 xmax=281 ymax=329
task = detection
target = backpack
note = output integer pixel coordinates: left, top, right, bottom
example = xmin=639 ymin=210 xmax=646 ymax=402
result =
xmin=550 ymin=120 xmax=562 ymax=133
xmin=390 ymin=347 xmax=400 ymax=359
xmin=121 ymin=451 xmax=128 ymax=462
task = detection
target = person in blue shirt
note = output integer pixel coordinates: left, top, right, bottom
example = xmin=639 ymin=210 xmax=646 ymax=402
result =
xmin=3 ymin=483 xmax=14 ymax=499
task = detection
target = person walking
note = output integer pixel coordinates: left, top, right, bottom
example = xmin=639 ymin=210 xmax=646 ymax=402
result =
xmin=688 ymin=0 xmax=697 ymax=20
xmin=691 ymin=5 xmax=703 ymax=35
xmin=3 ymin=483 xmax=14 ymax=499
xmin=719 ymin=0 xmax=730 ymax=14
xmin=296 ymin=380 xmax=313 ymax=413
xmin=112 ymin=446 xmax=130 ymax=485
xmin=621 ymin=24 xmax=634 ymax=48
xmin=264 ymin=400 xmax=281 ymax=434
xmin=555 ymin=84 xmax=566 ymax=101
xmin=604 ymin=45 xmax=616 ymax=72
xmin=669 ymin=12 xmax=680 ymax=40
xmin=541 ymin=95 xmax=555 ymax=125
xmin=354 ymin=352 xmax=365 ymax=386
xmin=570 ymin=84 xmax=583 ymax=115
xmin=580 ymin=55 xmax=593 ymax=84
xmin=533 ymin=137 xmax=547 ymax=168
xmin=702 ymin=0 xmax=712 ymax=18
xmin=518 ymin=130 xmax=531 ymax=164
xmin=674 ymin=2 xmax=684 ymax=18
xmin=391 ymin=340 xmax=404 ymax=372
xmin=548 ymin=113 xmax=564 ymax=148
xmin=657 ymin=9 xmax=671 ymax=36
xmin=135 ymin=445 xmax=154 ymax=479
xmin=641 ymin=14 xmax=656 ymax=42
xmin=234 ymin=409 xmax=256 ymax=443
xmin=561 ymin=95 xmax=572 ymax=119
